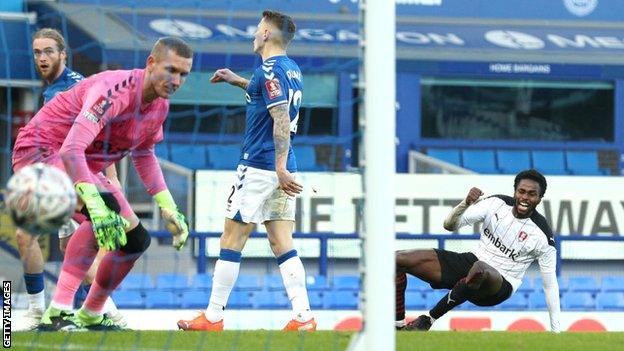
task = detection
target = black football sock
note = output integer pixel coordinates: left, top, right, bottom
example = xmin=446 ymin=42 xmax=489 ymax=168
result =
xmin=429 ymin=278 xmax=471 ymax=319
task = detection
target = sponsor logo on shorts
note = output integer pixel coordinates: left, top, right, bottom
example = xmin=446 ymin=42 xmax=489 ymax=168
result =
xmin=265 ymin=79 xmax=283 ymax=99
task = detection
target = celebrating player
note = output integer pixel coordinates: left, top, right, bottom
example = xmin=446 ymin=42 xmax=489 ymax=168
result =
xmin=177 ymin=10 xmax=316 ymax=332
xmin=12 ymin=36 xmax=192 ymax=331
xmin=395 ymin=169 xmax=561 ymax=332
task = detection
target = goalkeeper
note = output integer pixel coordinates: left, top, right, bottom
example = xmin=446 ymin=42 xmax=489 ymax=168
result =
xmin=11 ymin=37 xmax=193 ymax=331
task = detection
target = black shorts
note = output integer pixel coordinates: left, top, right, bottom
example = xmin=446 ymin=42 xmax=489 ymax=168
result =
xmin=432 ymin=249 xmax=513 ymax=307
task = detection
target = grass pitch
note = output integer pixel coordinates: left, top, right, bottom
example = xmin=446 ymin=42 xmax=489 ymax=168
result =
xmin=11 ymin=330 xmax=624 ymax=351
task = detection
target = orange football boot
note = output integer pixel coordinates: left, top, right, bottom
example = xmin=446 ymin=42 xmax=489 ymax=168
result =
xmin=283 ymin=318 xmax=317 ymax=331
xmin=177 ymin=313 xmax=224 ymax=331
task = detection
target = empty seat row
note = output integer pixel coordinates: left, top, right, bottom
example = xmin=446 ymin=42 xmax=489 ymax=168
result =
xmin=408 ymin=276 xmax=624 ymax=294
xmin=122 ymin=273 xmax=624 ymax=294
xmin=113 ymin=290 xmax=360 ymax=310
xmin=119 ymin=274 xmax=359 ymax=292
xmin=427 ymin=148 xmax=609 ymax=175
xmin=156 ymin=143 xmax=327 ymax=171
xmin=408 ymin=290 xmax=624 ymax=311
xmin=111 ymin=289 xmax=624 ymax=311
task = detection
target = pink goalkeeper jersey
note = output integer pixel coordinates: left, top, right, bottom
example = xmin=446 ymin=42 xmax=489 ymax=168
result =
xmin=14 ymin=68 xmax=168 ymax=195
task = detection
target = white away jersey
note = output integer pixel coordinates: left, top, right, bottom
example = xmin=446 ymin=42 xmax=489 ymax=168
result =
xmin=458 ymin=195 xmax=557 ymax=292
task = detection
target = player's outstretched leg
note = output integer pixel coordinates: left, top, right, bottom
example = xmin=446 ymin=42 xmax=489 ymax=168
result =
xmin=395 ymin=249 xmax=442 ymax=330
xmin=406 ymin=260 xmax=503 ymax=331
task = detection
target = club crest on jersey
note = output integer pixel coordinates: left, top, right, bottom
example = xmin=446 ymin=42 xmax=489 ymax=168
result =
xmin=518 ymin=231 xmax=528 ymax=241
xmin=83 ymin=95 xmax=112 ymax=123
xmin=265 ymin=79 xmax=283 ymax=99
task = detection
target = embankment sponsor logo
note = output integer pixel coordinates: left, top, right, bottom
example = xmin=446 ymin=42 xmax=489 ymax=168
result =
xmin=483 ymin=228 xmax=518 ymax=261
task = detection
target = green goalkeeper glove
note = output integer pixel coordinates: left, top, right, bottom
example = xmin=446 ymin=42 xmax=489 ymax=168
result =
xmin=154 ymin=190 xmax=189 ymax=250
xmin=75 ymin=183 xmax=129 ymax=250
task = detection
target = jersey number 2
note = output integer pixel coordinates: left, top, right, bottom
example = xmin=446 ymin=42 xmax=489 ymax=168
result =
xmin=287 ymin=89 xmax=302 ymax=134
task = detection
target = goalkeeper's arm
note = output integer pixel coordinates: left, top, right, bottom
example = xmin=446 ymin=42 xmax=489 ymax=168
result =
xmin=154 ymin=189 xmax=189 ymax=250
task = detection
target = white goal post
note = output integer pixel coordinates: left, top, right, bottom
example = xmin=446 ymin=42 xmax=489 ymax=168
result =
xmin=349 ymin=0 xmax=396 ymax=350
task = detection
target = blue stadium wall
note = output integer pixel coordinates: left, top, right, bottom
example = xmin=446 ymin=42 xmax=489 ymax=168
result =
xmin=20 ymin=0 xmax=624 ymax=173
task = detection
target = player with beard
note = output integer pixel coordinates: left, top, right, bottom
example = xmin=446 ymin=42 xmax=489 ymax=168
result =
xmin=18 ymin=28 xmax=124 ymax=330
xmin=13 ymin=36 xmax=192 ymax=331
xmin=395 ymin=169 xmax=561 ymax=332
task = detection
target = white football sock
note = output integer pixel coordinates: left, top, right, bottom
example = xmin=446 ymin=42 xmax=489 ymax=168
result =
xmin=102 ymin=296 xmax=118 ymax=314
xmin=279 ymin=256 xmax=312 ymax=322
xmin=27 ymin=291 xmax=45 ymax=311
xmin=205 ymin=259 xmax=240 ymax=323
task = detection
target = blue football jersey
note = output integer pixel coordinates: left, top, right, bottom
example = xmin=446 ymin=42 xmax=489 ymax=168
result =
xmin=239 ymin=55 xmax=303 ymax=172
xmin=42 ymin=67 xmax=83 ymax=104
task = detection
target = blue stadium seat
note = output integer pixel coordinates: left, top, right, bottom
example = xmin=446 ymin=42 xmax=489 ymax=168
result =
xmin=306 ymin=275 xmax=329 ymax=291
xmin=405 ymin=292 xmax=426 ymax=309
xmin=154 ymin=142 xmax=169 ymax=160
xmin=496 ymin=150 xmax=531 ymax=174
xmin=205 ymin=144 xmax=241 ymax=170
xmin=566 ymin=151 xmax=606 ymax=175
xmin=191 ymin=274 xmax=213 ymax=290
xmin=169 ymin=143 xmax=208 ymax=169
xmin=155 ymin=273 xmax=188 ymax=291
xmin=568 ymin=276 xmax=599 ymax=293
xmin=234 ymin=275 xmax=262 ymax=291
xmin=406 ymin=276 xmax=430 ymax=292
xmin=308 ymin=291 xmax=324 ymax=309
xmin=601 ymin=276 xmax=624 ymax=292
xmin=516 ymin=277 xmax=534 ymax=294
xmin=527 ymin=292 xmax=547 ymax=309
xmin=424 ymin=290 xmax=448 ymax=307
xmin=595 ymin=292 xmax=624 ymax=310
xmin=562 ymin=292 xmax=594 ymax=310
xmin=254 ymin=291 xmax=289 ymax=309
xmin=532 ymin=151 xmax=569 ymax=175
xmin=427 ymin=148 xmax=461 ymax=167
xmin=332 ymin=275 xmax=360 ymax=291
xmin=498 ymin=293 xmax=528 ymax=310
xmin=181 ymin=291 xmax=210 ymax=309
xmin=462 ymin=149 xmax=498 ymax=174
xmin=119 ymin=273 xmax=153 ymax=290
xmin=229 ymin=291 xmax=253 ymax=308
xmin=145 ymin=291 xmax=179 ymax=309
xmin=324 ymin=291 xmax=358 ymax=309
xmin=296 ymin=145 xmax=327 ymax=171
xmin=112 ymin=291 xmax=144 ymax=309
xmin=264 ymin=275 xmax=284 ymax=291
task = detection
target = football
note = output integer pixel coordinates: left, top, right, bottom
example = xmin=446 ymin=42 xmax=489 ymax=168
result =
xmin=5 ymin=163 xmax=77 ymax=235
